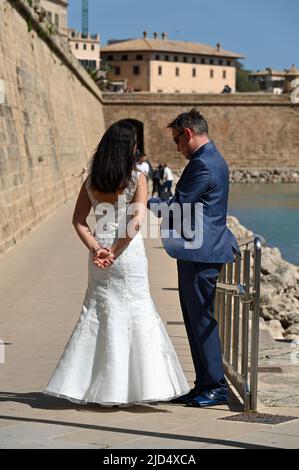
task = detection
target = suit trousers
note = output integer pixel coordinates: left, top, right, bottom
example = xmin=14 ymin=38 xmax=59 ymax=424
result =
xmin=177 ymin=260 xmax=226 ymax=390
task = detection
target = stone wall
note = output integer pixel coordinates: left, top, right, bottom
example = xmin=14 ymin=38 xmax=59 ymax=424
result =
xmin=0 ymin=0 xmax=105 ymax=255
xmin=103 ymin=92 xmax=299 ymax=171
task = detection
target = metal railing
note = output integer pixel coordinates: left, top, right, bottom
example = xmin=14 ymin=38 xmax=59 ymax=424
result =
xmin=214 ymin=236 xmax=262 ymax=411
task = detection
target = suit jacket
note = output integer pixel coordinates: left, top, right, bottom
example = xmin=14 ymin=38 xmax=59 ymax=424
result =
xmin=148 ymin=141 xmax=239 ymax=263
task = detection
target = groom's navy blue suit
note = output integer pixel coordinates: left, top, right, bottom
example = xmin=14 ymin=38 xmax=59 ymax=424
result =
xmin=148 ymin=141 xmax=239 ymax=390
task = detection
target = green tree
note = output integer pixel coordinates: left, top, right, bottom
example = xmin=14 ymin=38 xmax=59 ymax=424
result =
xmin=236 ymin=61 xmax=260 ymax=92
xmin=87 ymin=62 xmax=112 ymax=91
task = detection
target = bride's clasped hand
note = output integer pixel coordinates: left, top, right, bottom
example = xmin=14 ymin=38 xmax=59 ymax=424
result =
xmin=93 ymin=247 xmax=115 ymax=268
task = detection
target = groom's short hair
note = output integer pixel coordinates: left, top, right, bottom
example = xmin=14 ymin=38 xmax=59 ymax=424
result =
xmin=167 ymin=108 xmax=209 ymax=136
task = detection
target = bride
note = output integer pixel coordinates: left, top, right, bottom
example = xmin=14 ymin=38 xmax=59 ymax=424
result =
xmin=44 ymin=120 xmax=189 ymax=406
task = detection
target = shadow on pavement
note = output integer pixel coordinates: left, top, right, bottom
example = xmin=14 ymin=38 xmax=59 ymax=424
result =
xmin=0 ymin=391 xmax=172 ymax=413
xmin=0 ymin=412 xmax=276 ymax=449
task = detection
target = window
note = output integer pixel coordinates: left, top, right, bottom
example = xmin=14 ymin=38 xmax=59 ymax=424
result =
xmin=122 ymin=55 xmax=128 ymax=61
xmin=47 ymin=11 xmax=52 ymax=21
xmin=227 ymin=60 xmax=231 ymax=66
xmin=183 ymin=56 xmax=187 ymax=63
xmin=155 ymin=54 xmax=160 ymax=60
xmin=192 ymin=68 xmax=196 ymax=77
xmin=83 ymin=44 xmax=87 ymax=50
xmin=133 ymin=65 xmax=140 ymax=75
xmin=201 ymin=58 xmax=205 ymax=64
xmin=219 ymin=59 xmax=223 ymax=65
xmin=158 ymin=66 xmax=162 ymax=75
xmin=91 ymin=44 xmax=95 ymax=51
xmin=54 ymin=13 xmax=59 ymax=28
xmin=71 ymin=30 xmax=75 ymax=38
xmin=115 ymin=66 xmax=121 ymax=75
xmin=210 ymin=59 xmax=214 ymax=65
xmin=164 ymin=55 xmax=169 ymax=61
xmin=192 ymin=57 xmax=196 ymax=63
xmin=79 ymin=59 xmax=96 ymax=70
xmin=175 ymin=67 xmax=180 ymax=77
xmin=174 ymin=56 xmax=178 ymax=62
xmin=136 ymin=54 xmax=143 ymax=60
xmin=223 ymin=70 xmax=227 ymax=79
xmin=75 ymin=43 xmax=79 ymax=49
xmin=107 ymin=55 xmax=114 ymax=61
xmin=210 ymin=69 xmax=214 ymax=78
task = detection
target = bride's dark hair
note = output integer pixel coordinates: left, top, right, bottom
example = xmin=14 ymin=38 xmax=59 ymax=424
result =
xmin=90 ymin=120 xmax=137 ymax=193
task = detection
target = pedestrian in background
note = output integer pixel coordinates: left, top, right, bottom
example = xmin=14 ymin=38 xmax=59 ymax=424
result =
xmin=135 ymin=150 xmax=150 ymax=179
xmin=162 ymin=163 xmax=174 ymax=196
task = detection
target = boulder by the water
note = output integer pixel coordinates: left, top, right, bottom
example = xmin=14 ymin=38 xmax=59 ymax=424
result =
xmin=227 ymin=216 xmax=299 ymax=339
xmin=229 ymin=168 xmax=299 ymax=183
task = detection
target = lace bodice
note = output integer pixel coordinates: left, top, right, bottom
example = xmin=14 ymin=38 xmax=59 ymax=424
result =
xmin=85 ymin=170 xmax=142 ymax=245
xmin=85 ymin=170 xmax=141 ymax=211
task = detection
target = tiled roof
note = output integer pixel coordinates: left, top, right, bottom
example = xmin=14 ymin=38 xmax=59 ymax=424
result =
xmin=249 ymin=65 xmax=299 ymax=78
xmin=249 ymin=69 xmax=286 ymax=77
xmin=101 ymin=38 xmax=244 ymax=59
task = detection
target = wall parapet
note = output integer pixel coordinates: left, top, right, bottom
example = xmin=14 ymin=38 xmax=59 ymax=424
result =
xmin=102 ymin=92 xmax=295 ymax=107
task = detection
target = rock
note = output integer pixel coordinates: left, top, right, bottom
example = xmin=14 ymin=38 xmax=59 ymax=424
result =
xmin=228 ymin=215 xmax=299 ymax=339
xmin=263 ymin=301 xmax=287 ymax=318
xmin=260 ymin=305 xmax=274 ymax=321
xmin=279 ymin=311 xmax=299 ymax=328
xmin=229 ymin=168 xmax=299 ymax=183
xmin=227 ymin=216 xmax=253 ymax=241
xmin=261 ymin=247 xmax=298 ymax=288
xmin=283 ymin=323 xmax=299 ymax=339
xmin=267 ymin=320 xmax=284 ymax=339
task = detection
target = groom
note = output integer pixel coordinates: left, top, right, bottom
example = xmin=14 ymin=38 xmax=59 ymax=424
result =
xmin=148 ymin=109 xmax=239 ymax=407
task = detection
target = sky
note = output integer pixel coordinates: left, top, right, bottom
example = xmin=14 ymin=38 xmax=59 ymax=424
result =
xmin=68 ymin=0 xmax=298 ymax=72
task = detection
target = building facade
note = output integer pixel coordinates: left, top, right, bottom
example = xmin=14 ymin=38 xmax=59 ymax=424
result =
xmin=40 ymin=0 xmax=68 ymax=37
xmin=68 ymin=29 xmax=100 ymax=71
xmin=101 ymin=32 xmax=243 ymax=93
xmin=249 ymin=65 xmax=299 ymax=94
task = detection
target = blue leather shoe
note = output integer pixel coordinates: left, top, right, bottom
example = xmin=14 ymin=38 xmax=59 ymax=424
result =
xmin=170 ymin=387 xmax=202 ymax=404
xmin=185 ymin=388 xmax=228 ymax=407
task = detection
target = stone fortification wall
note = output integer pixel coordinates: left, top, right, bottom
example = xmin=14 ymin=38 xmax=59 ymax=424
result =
xmin=0 ymin=0 xmax=105 ymax=255
xmin=103 ymin=92 xmax=299 ymax=173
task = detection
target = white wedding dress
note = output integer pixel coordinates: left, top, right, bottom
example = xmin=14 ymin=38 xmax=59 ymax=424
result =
xmin=44 ymin=170 xmax=189 ymax=406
